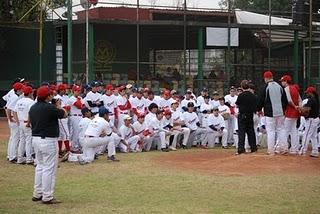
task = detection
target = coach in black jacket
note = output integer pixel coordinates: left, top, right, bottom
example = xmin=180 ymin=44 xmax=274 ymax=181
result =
xmin=257 ymin=71 xmax=288 ymax=155
xmin=235 ymin=80 xmax=258 ymax=155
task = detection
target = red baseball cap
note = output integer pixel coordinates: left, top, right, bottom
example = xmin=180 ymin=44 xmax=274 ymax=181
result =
xmin=72 ymin=85 xmax=81 ymax=92
xmin=13 ymin=82 xmax=24 ymax=91
xmin=137 ymin=113 xmax=146 ymax=118
xmin=263 ymin=70 xmax=273 ymax=79
xmin=305 ymin=86 xmax=317 ymax=94
xmin=106 ymin=84 xmax=114 ymax=91
xmin=22 ymin=86 xmax=33 ymax=95
xmin=280 ymin=75 xmax=292 ymax=83
xmin=57 ymin=84 xmax=67 ymax=91
xmin=163 ymin=108 xmax=172 ymax=115
xmin=37 ymin=86 xmax=51 ymax=99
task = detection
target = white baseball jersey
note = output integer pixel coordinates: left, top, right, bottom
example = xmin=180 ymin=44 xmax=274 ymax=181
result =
xmin=85 ymin=116 xmax=112 ymax=137
xmin=158 ymin=98 xmax=175 ymax=109
xmin=119 ymin=125 xmax=134 ymax=140
xmin=2 ymin=89 xmax=15 ymax=107
xmin=153 ymin=95 xmax=162 ymax=106
xmin=224 ymin=94 xmax=238 ymax=107
xmin=132 ymin=121 xmax=148 ymax=135
xmin=218 ymin=105 xmax=230 ymax=115
xmin=200 ymin=103 xmax=212 ymax=113
xmin=197 ymin=96 xmax=205 ymax=106
xmin=131 ymin=97 xmax=147 ymax=114
xmin=162 ymin=117 xmax=173 ymax=129
xmin=14 ymin=97 xmax=35 ymax=121
xmin=180 ymin=98 xmax=197 ymax=110
xmin=54 ymin=94 xmax=68 ymax=107
xmin=68 ymin=95 xmax=84 ymax=116
xmin=207 ymin=114 xmax=225 ymax=130
xmin=144 ymin=98 xmax=155 ymax=109
xmin=172 ymin=109 xmax=182 ymax=122
xmin=116 ymin=95 xmax=130 ymax=113
xmin=78 ymin=117 xmax=92 ymax=139
xmin=7 ymin=93 xmax=20 ymax=111
xmin=150 ymin=117 xmax=165 ymax=133
xmin=85 ymin=91 xmax=102 ymax=113
xmin=209 ymin=99 xmax=220 ymax=109
xmin=181 ymin=111 xmax=199 ymax=131
xmin=145 ymin=112 xmax=156 ymax=127
xmin=101 ymin=94 xmax=117 ymax=114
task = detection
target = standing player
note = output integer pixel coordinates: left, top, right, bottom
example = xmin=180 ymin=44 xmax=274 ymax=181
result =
xmin=67 ymin=85 xmax=84 ymax=152
xmin=131 ymin=88 xmax=148 ymax=122
xmin=6 ymin=82 xmax=24 ymax=162
xmin=84 ymin=81 xmax=103 ymax=115
xmin=13 ymin=86 xmax=35 ymax=164
xmin=280 ymin=75 xmax=301 ymax=155
xmin=258 ymin=71 xmax=288 ymax=155
xmin=224 ymin=86 xmax=238 ymax=145
xmin=116 ymin=86 xmax=131 ymax=129
xmin=101 ymin=84 xmax=117 ymax=125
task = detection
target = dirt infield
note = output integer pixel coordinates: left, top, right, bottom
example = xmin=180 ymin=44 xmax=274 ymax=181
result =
xmin=155 ymin=149 xmax=320 ymax=176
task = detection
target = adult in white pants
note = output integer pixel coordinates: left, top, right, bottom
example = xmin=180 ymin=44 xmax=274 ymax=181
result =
xmin=299 ymin=86 xmax=320 ymax=157
xmin=6 ymin=82 xmax=24 ymax=162
xmin=18 ymin=122 xmax=33 ymax=163
xmin=258 ymin=71 xmax=288 ymax=155
xmin=29 ymin=86 xmax=67 ymax=204
xmin=32 ymin=137 xmax=59 ymax=202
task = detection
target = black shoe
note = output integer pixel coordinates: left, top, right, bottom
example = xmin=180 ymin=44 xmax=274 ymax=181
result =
xmin=42 ymin=198 xmax=62 ymax=204
xmin=94 ymin=154 xmax=99 ymax=160
xmin=32 ymin=196 xmax=42 ymax=202
xmin=161 ymin=148 xmax=170 ymax=152
xmin=9 ymin=158 xmax=17 ymax=163
xmin=107 ymin=155 xmax=120 ymax=162
xmin=222 ymin=146 xmax=229 ymax=149
xmin=182 ymin=144 xmax=188 ymax=149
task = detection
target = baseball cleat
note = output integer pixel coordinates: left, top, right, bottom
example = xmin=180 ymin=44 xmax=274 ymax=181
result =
xmin=32 ymin=196 xmax=42 ymax=202
xmin=42 ymin=198 xmax=62 ymax=204
xmin=107 ymin=155 xmax=120 ymax=162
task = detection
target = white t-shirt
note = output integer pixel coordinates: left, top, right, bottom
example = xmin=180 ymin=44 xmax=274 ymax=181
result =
xmin=85 ymin=91 xmax=102 ymax=113
xmin=101 ymin=94 xmax=117 ymax=114
xmin=78 ymin=117 xmax=92 ymax=139
xmin=85 ymin=116 xmax=112 ymax=137
xmin=119 ymin=125 xmax=134 ymax=140
xmin=14 ymin=97 xmax=35 ymax=121
xmin=181 ymin=111 xmax=199 ymax=131
xmin=67 ymin=95 xmax=84 ymax=116
xmin=207 ymin=114 xmax=225 ymax=130
xmin=224 ymin=94 xmax=238 ymax=107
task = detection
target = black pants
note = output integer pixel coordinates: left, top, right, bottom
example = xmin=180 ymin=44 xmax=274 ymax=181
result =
xmin=238 ymin=113 xmax=257 ymax=153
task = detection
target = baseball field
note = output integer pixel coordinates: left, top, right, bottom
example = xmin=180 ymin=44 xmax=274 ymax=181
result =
xmin=1 ymin=119 xmax=320 ymax=214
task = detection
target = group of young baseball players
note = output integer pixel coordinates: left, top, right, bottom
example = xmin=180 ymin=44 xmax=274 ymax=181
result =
xmin=3 ymin=70 xmax=320 ymax=166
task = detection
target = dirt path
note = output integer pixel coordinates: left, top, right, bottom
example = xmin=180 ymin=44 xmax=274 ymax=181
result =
xmin=155 ymin=149 xmax=320 ymax=176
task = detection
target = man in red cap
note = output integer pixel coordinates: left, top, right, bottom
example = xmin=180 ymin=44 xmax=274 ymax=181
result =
xmin=13 ymin=86 xmax=35 ymax=164
xmin=116 ymin=85 xmax=131 ymax=129
xmin=158 ymin=89 xmax=175 ymax=110
xmin=67 ymin=85 xmax=84 ymax=153
xmin=101 ymin=84 xmax=117 ymax=125
xmin=299 ymin=86 xmax=319 ymax=157
xmin=258 ymin=70 xmax=288 ymax=155
xmin=131 ymin=88 xmax=148 ymax=122
xmin=6 ymin=82 xmax=24 ymax=162
xmin=54 ymin=84 xmax=71 ymax=156
xmin=280 ymin=75 xmax=302 ymax=154
xmin=29 ymin=86 xmax=67 ymax=204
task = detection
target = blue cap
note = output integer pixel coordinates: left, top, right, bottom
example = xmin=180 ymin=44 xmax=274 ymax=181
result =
xmin=99 ymin=106 xmax=110 ymax=117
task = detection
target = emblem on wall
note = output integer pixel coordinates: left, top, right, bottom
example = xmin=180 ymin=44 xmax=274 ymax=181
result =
xmin=95 ymin=40 xmax=116 ymax=72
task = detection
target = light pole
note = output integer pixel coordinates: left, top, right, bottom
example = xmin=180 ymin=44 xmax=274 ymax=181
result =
xmin=67 ymin=0 xmax=73 ymax=85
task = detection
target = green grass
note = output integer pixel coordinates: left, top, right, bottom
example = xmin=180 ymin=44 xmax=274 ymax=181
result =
xmin=0 ymin=140 xmax=320 ymax=214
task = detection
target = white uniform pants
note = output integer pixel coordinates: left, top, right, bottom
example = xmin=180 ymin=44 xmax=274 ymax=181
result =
xmin=142 ymin=136 xmax=154 ymax=151
xmin=58 ymin=118 xmax=69 ymax=141
xmin=119 ymin=135 xmax=140 ymax=152
xmin=32 ymin=137 xmax=58 ymax=202
xmin=227 ymin=116 xmax=235 ymax=143
xmin=284 ymin=117 xmax=299 ymax=154
xmin=153 ymin=131 xmax=168 ymax=149
xmin=172 ymin=127 xmax=190 ymax=147
xmin=207 ymin=129 xmax=228 ymax=148
xmin=17 ymin=122 xmax=33 ymax=163
xmin=8 ymin=121 xmax=19 ymax=161
xmin=265 ymin=116 xmax=286 ymax=154
xmin=301 ymin=118 xmax=319 ymax=155
xmin=69 ymin=116 xmax=82 ymax=149
xmin=83 ymin=136 xmax=116 ymax=163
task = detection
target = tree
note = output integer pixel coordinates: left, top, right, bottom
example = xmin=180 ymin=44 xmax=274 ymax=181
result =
xmin=0 ymin=0 xmax=65 ymax=22
xmin=218 ymin=0 xmax=292 ymax=14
